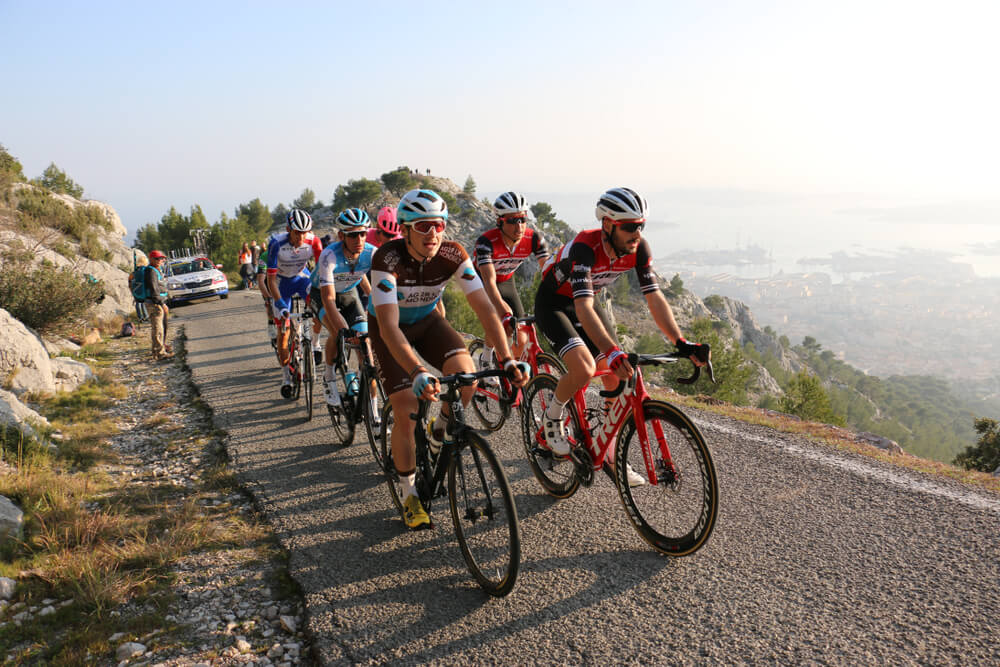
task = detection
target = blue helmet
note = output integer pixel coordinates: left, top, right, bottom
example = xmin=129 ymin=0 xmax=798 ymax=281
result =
xmin=336 ymin=207 xmax=370 ymax=231
xmin=397 ymin=189 xmax=448 ymax=224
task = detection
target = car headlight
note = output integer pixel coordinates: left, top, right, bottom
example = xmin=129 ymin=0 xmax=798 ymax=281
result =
xmin=168 ymin=282 xmax=181 ymax=289
xmin=212 ymin=276 xmax=227 ymax=284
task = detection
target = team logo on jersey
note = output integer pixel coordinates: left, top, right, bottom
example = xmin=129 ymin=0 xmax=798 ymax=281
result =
xmin=460 ymin=267 xmax=476 ymax=281
xmin=377 ymin=279 xmax=394 ymax=293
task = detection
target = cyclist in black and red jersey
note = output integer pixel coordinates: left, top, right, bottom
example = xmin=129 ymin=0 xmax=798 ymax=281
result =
xmin=473 ymin=191 xmax=550 ymax=365
xmin=369 ymin=188 xmax=529 ymax=530
xmin=534 ymin=187 xmax=708 ymax=485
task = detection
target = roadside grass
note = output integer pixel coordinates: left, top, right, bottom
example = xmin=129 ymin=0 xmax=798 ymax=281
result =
xmin=656 ymin=390 xmax=1000 ymax=494
xmin=0 ymin=335 xmax=289 ymax=664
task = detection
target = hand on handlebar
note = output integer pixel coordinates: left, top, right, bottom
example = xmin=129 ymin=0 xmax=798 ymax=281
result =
xmin=676 ymin=338 xmax=710 ymax=366
xmin=501 ymin=359 xmax=530 ymax=387
xmin=412 ymin=370 xmax=440 ymax=401
xmin=604 ymin=346 xmax=634 ymax=381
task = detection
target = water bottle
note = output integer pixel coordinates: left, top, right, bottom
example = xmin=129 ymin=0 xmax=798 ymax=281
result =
xmin=345 ymin=371 xmax=359 ymax=397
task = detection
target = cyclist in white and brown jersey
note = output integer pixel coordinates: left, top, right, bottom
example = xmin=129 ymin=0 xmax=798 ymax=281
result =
xmin=473 ymin=191 xmax=550 ymax=364
xmin=534 ymin=187 xmax=709 ymax=485
xmin=369 ymin=188 xmax=529 ymax=529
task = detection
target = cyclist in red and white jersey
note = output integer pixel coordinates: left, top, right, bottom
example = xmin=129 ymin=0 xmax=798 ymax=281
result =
xmin=369 ymin=189 xmax=528 ymax=529
xmin=534 ymin=187 xmax=708 ymax=483
xmin=473 ymin=191 xmax=550 ymax=363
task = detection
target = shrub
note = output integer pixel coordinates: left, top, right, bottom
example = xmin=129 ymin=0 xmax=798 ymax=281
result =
xmin=0 ymin=251 xmax=104 ymax=333
xmin=953 ymin=417 xmax=1000 ymax=473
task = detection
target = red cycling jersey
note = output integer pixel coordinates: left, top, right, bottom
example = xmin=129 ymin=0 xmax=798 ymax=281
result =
xmin=473 ymin=227 xmax=549 ymax=283
xmin=540 ymin=228 xmax=659 ymax=299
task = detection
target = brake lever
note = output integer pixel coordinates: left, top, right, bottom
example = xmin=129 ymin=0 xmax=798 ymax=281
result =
xmin=675 ymin=344 xmax=715 ymax=385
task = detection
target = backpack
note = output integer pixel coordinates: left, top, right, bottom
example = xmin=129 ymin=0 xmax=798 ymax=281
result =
xmin=131 ymin=266 xmax=149 ymax=300
xmin=120 ymin=321 xmax=135 ymax=337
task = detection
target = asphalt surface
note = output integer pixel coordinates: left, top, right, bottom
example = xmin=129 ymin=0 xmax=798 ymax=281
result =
xmin=178 ymin=290 xmax=1000 ymax=666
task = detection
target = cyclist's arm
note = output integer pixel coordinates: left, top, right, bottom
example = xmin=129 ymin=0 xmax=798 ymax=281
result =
xmin=359 ymin=275 xmax=371 ymax=296
xmin=477 ymin=262 xmax=513 ymax=320
xmin=320 ymin=285 xmax=348 ymax=332
xmin=267 ymin=273 xmax=280 ymax=310
xmin=467 ymin=287 xmax=515 ymax=361
xmin=645 ymin=289 xmax=683 ymax=345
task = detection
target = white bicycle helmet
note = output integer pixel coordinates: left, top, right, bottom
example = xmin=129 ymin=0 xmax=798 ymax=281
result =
xmin=397 ymin=189 xmax=448 ymax=224
xmin=287 ymin=208 xmax=313 ymax=232
xmin=493 ymin=191 xmax=529 ymax=218
xmin=595 ymin=187 xmax=648 ymax=222
xmin=336 ymin=207 xmax=370 ymax=231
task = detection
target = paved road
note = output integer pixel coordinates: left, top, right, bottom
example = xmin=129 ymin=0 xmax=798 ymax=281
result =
xmin=178 ymin=291 xmax=1000 ymax=665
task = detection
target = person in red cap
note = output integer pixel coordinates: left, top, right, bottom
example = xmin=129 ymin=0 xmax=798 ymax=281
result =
xmin=145 ymin=250 xmax=173 ymax=360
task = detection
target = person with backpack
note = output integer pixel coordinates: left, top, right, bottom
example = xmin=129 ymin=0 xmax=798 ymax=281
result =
xmin=144 ymin=250 xmax=173 ymax=360
xmin=129 ymin=254 xmax=150 ymax=323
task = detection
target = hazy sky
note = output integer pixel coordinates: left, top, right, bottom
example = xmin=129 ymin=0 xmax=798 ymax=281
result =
xmin=3 ymin=0 xmax=999 ymax=242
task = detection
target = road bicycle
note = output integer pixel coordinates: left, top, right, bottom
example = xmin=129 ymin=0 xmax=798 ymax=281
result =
xmin=278 ymin=296 xmax=315 ymax=420
xmin=324 ymin=329 xmax=387 ymax=463
xmin=521 ymin=348 xmax=719 ymax=556
xmin=380 ymin=368 xmax=521 ymax=597
xmin=467 ymin=316 xmax=565 ymax=431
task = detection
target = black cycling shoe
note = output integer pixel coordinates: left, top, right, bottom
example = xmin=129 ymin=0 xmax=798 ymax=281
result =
xmin=280 ymin=383 xmax=294 ymax=399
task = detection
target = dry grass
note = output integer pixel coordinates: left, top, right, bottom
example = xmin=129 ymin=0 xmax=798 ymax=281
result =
xmin=656 ymin=389 xmax=1000 ymax=495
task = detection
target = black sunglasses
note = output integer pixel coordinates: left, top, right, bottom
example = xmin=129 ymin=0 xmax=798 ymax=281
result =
xmin=617 ymin=221 xmax=645 ymax=233
xmin=343 ymin=231 xmax=366 ymax=239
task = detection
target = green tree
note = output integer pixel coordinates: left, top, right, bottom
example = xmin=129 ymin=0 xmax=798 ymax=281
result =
xmin=293 ymin=188 xmax=318 ymax=211
xmin=34 ymin=163 xmax=84 ymax=198
xmin=235 ymin=198 xmax=272 ymax=237
xmin=667 ymin=273 xmax=685 ymax=296
xmin=530 ymin=202 xmax=575 ymax=245
xmin=779 ymin=370 xmax=844 ymax=425
xmin=271 ymin=202 xmax=289 ymax=228
xmin=380 ymin=166 xmax=416 ymax=196
xmin=463 ymin=175 xmax=477 ymax=194
xmin=659 ymin=318 xmax=754 ymax=405
xmin=0 ymin=144 xmax=25 ymax=182
xmin=332 ymin=178 xmax=382 ymax=211
xmin=802 ymin=336 xmax=822 ymax=354
xmin=953 ymin=417 xmax=1000 ymax=472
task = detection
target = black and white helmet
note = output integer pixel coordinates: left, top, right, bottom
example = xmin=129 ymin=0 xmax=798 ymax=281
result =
xmin=286 ymin=208 xmax=313 ymax=232
xmin=397 ymin=189 xmax=449 ymax=224
xmin=493 ymin=191 xmax=529 ymax=218
xmin=595 ymin=187 xmax=648 ymax=222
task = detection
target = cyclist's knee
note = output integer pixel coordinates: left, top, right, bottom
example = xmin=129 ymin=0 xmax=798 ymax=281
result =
xmin=442 ymin=350 xmax=474 ymax=375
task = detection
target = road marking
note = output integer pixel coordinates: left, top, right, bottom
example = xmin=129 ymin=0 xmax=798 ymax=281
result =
xmin=696 ymin=418 xmax=1000 ymax=515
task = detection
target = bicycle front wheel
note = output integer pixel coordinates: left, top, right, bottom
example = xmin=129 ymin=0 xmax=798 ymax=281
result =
xmin=520 ymin=373 xmax=581 ymax=499
xmin=534 ymin=352 xmax=566 ymax=376
xmin=379 ymin=402 xmax=404 ymax=516
xmin=448 ymin=433 xmax=521 ymax=597
xmin=468 ymin=338 xmax=510 ymax=431
xmin=363 ymin=372 xmax=388 ymax=470
xmin=614 ymin=400 xmax=718 ymax=556
xmin=302 ymin=341 xmax=314 ymax=421
xmin=327 ymin=369 xmax=356 ymax=447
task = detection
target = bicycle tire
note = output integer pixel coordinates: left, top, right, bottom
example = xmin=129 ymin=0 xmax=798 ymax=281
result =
xmin=448 ymin=432 xmax=521 ymax=597
xmin=379 ymin=402 xmax=405 ymax=516
xmin=291 ymin=345 xmax=302 ymax=401
xmin=302 ymin=339 xmax=314 ymax=421
xmin=467 ymin=339 xmax=511 ymax=432
xmin=363 ymin=371 xmax=388 ymax=470
xmin=535 ymin=352 xmax=566 ymax=376
xmin=327 ymin=367 xmax=356 ymax=447
xmin=520 ymin=373 xmax=581 ymax=499
xmin=614 ymin=400 xmax=719 ymax=556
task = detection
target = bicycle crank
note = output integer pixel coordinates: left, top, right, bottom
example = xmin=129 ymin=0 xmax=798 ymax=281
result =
xmin=570 ymin=447 xmax=594 ymax=487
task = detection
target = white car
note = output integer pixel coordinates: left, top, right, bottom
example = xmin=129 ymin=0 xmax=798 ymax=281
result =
xmin=165 ymin=256 xmax=230 ymax=305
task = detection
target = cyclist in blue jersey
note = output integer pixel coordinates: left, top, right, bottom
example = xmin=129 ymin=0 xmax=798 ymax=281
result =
xmin=313 ymin=208 xmax=376 ymax=408
xmin=267 ymin=209 xmax=324 ymax=398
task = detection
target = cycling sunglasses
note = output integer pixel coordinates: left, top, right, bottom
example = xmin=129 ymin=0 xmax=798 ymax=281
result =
xmin=411 ymin=219 xmax=447 ymax=234
xmin=615 ymin=219 xmax=646 ymax=233
xmin=500 ymin=215 xmax=528 ymax=226
xmin=342 ymin=230 xmax=366 ymax=239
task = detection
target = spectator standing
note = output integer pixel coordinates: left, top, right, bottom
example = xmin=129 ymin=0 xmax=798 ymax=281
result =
xmin=250 ymin=240 xmax=262 ymax=271
xmin=238 ymin=242 xmax=254 ymax=289
xmin=145 ymin=250 xmax=173 ymax=360
xmin=129 ymin=255 xmax=150 ymax=323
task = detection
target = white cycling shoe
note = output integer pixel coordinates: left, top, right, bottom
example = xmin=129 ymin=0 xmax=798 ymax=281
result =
xmin=542 ymin=414 xmax=572 ymax=457
xmin=325 ymin=380 xmax=342 ymax=407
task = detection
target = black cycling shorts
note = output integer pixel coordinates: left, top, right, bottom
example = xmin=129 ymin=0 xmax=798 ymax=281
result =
xmin=497 ymin=279 xmax=525 ymax=319
xmin=310 ymin=286 xmax=367 ymax=333
xmin=534 ymin=285 xmax=618 ymax=359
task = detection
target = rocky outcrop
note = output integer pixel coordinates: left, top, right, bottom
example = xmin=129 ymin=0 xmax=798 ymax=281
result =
xmin=855 ymin=431 xmax=904 ymax=455
xmin=0 ymin=308 xmax=55 ymax=396
xmin=0 ymin=496 xmax=24 ymax=543
xmin=50 ymin=357 xmax=95 ymax=392
xmin=0 ymin=389 xmax=50 ymax=442
xmin=704 ymin=295 xmax=802 ymax=374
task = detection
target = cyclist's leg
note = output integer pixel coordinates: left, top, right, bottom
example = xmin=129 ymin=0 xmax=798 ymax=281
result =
xmin=498 ymin=279 xmax=528 ymax=359
xmin=535 ymin=288 xmax=595 ymax=404
xmin=414 ymin=311 xmax=472 ymax=442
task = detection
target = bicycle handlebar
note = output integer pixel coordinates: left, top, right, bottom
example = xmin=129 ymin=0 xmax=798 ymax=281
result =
xmin=596 ymin=345 xmax=716 ymax=398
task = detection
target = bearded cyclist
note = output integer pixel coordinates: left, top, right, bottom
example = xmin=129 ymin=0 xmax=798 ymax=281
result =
xmin=266 ymin=209 xmax=324 ymax=398
xmin=534 ymin=187 xmax=709 ymax=486
xmin=474 ymin=191 xmax=550 ymax=366
xmin=313 ymin=208 xmax=376 ymax=409
xmin=369 ymin=188 xmax=529 ymax=530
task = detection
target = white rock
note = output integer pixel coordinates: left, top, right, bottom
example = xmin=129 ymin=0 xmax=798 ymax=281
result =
xmin=38 ymin=605 xmax=55 ymax=617
xmin=267 ymin=644 xmax=284 ymax=658
xmin=50 ymin=357 xmax=95 ymax=393
xmin=115 ymin=642 xmax=146 ymax=660
xmin=235 ymin=637 xmax=252 ymax=653
xmin=0 ymin=577 xmax=15 ymax=600
xmin=279 ymin=615 xmax=297 ymax=634
xmin=0 ymin=388 xmax=50 ymax=442
xmin=109 ymin=632 xmax=126 ymax=642
xmin=0 ymin=496 xmax=24 ymax=543
xmin=0 ymin=309 xmax=55 ymax=395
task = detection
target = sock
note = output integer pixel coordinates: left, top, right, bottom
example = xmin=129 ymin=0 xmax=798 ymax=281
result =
xmin=401 ymin=472 xmax=416 ymax=497
xmin=546 ymin=397 xmax=567 ymax=421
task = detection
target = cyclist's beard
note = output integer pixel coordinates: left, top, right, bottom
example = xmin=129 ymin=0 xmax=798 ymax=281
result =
xmin=610 ymin=229 xmax=638 ymax=257
xmin=501 ymin=226 xmax=522 ymax=247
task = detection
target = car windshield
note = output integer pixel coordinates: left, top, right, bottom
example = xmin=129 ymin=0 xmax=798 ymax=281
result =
xmin=169 ymin=259 xmax=214 ymax=275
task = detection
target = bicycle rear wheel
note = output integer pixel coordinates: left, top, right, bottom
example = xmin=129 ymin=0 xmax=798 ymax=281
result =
xmin=302 ymin=339 xmax=314 ymax=421
xmin=379 ymin=402 xmax=404 ymax=516
xmin=291 ymin=345 xmax=302 ymax=401
xmin=614 ymin=400 xmax=718 ymax=556
xmin=535 ymin=352 xmax=566 ymax=376
xmin=363 ymin=372 xmax=388 ymax=470
xmin=520 ymin=373 xmax=581 ymax=499
xmin=468 ymin=338 xmax=510 ymax=431
xmin=327 ymin=368 xmax=356 ymax=447
xmin=448 ymin=433 xmax=521 ymax=597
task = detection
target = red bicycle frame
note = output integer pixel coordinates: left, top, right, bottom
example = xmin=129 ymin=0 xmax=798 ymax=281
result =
xmin=475 ymin=319 xmax=549 ymax=408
